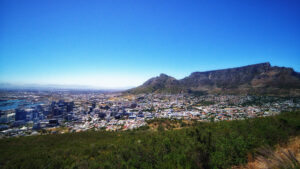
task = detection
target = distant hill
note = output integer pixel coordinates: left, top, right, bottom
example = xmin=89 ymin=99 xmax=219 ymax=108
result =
xmin=128 ymin=62 xmax=300 ymax=96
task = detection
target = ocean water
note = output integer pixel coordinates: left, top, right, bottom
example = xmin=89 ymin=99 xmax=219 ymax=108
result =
xmin=0 ymin=100 xmax=44 ymax=111
xmin=0 ymin=100 xmax=22 ymax=111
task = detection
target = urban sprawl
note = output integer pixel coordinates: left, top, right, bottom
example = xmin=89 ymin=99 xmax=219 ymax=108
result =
xmin=1 ymin=90 xmax=300 ymax=138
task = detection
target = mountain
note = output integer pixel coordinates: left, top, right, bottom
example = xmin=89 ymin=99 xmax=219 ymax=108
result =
xmin=128 ymin=62 xmax=300 ymax=96
xmin=129 ymin=73 xmax=182 ymax=93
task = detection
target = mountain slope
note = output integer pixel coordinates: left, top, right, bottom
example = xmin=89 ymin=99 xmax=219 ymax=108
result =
xmin=1 ymin=111 xmax=300 ymax=168
xmin=129 ymin=73 xmax=182 ymax=93
xmin=128 ymin=62 xmax=300 ymax=96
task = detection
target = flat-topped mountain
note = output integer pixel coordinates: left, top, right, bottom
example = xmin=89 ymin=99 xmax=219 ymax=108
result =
xmin=128 ymin=62 xmax=300 ymax=96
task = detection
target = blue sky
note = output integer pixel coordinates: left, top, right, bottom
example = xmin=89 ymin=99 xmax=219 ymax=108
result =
xmin=0 ymin=0 xmax=299 ymax=88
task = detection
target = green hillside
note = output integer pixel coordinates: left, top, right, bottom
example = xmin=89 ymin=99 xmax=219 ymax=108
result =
xmin=1 ymin=110 xmax=300 ymax=169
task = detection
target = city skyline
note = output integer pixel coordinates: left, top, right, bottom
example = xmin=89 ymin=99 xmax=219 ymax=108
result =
xmin=1 ymin=0 xmax=300 ymax=88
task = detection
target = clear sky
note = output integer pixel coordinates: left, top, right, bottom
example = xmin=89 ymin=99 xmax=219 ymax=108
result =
xmin=0 ymin=0 xmax=299 ymax=89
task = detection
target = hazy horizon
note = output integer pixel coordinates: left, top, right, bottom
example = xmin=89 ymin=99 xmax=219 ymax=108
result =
xmin=0 ymin=62 xmax=298 ymax=90
xmin=1 ymin=0 xmax=300 ymax=88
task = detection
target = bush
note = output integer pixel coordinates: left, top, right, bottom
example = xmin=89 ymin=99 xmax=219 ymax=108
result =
xmin=0 ymin=111 xmax=299 ymax=169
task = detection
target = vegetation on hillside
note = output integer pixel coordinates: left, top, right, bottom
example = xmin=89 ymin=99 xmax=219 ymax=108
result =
xmin=235 ymin=136 xmax=300 ymax=169
xmin=0 ymin=110 xmax=300 ymax=169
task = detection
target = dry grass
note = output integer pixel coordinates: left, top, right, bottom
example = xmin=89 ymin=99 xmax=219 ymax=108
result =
xmin=147 ymin=119 xmax=196 ymax=131
xmin=148 ymin=121 xmax=181 ymax=131
xmin=235 ymin=136 xmax=300 ymax=169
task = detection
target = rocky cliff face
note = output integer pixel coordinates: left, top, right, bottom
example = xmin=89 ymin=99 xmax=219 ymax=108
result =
xmin=128 ymin=63 xmax=300 ymax=96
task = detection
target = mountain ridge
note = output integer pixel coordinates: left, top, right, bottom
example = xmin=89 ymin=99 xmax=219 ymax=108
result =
xmin=128 ymin=62 xmax=300 ymax=96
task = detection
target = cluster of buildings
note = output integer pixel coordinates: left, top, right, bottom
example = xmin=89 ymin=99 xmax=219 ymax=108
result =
xmin=0 ymin=90 xmax=299 ymax=138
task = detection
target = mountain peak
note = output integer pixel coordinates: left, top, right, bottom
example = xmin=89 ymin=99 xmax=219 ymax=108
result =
xmin=159 ymin=73 xmax=169 ymax=78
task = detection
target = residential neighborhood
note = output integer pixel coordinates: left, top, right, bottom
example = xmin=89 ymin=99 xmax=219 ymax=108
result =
xmin=1 ymin=90 xmax=300 ymax=138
